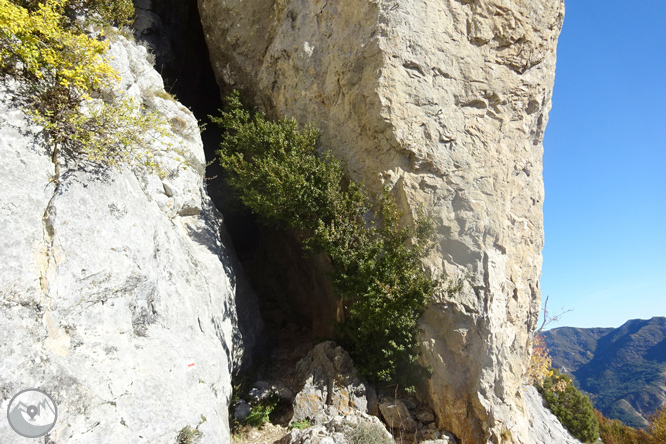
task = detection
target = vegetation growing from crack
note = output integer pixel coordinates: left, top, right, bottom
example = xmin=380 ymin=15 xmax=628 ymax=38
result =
xmin=243 ymin=394 xmax=281 ymax=428
xmin=0 ymin=0 xmax=184 ymax=181
xmin=176 ymin=425 xmax=202 ymax=444
xmin=288 ymin=419 xmax=312 ymax=430
xmin=212 ymin=91 xmax=450 ymax=389
xmin=176 ymin=415 xmax=206 ymax=444
xmin=229 ymin=371 xmax=290 ymax=437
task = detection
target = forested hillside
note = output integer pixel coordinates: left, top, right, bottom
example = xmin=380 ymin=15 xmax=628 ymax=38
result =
xmin=543 ymin=317 xmax=666 ymax=428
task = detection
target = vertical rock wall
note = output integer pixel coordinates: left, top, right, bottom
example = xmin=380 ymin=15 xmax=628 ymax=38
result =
xmin=0 ymin=37 xmax=256 ymax=443
xmin=198 ymin=0 xmax=563 ymax=442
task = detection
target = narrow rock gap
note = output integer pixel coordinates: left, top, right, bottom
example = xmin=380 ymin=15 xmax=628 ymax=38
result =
xmin=130 ymin=0 xmax=332 ymax=377
xmin=128 ymin=6 xmax=444 ymax=442
xmin=39 ymin=147 xmax=63 ymax=297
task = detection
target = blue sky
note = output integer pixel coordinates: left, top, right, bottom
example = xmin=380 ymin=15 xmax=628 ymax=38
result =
xmin=540 ymin=0 xmax=666 ymax=329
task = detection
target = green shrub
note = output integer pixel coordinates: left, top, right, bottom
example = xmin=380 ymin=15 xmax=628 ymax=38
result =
xmin=32 ymin=96 xmax=182 ymax=177
xmin=1 ymin=0 xmax=179 ymax=180
xmin=243 ymin=394 xmax=280 ymax=428
xmin=212 ymin=91 xmax=446 ymax=388
xmin=72 ymin=0 xmax=135 ymax=26
xmin=176 ymin=425 xmax=202 ymax=444
xmin=212 ymin=92 xmax=340 ymax=232
xmin=347 ymin=421 xmax=395 ymax=444
xmin=289 ymin=419 xmax=312 ymax=430
xmin=594 ymin=403 xmax=666 ymax=444
xmin=595 ymin=409 xmax=648 ymax=444
xmin=538 ymin=369 xmax=600 ymax=442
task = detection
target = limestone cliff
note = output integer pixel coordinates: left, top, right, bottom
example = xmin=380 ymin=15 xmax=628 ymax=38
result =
xmin=0 ymin=37 xmax=256 ymax=443
xmin=198 ymin=0 xmax=564 ymax=442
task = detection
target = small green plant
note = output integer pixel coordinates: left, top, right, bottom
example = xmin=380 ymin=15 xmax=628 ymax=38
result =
xmin=212 ymin=91 xmax=447 ymax=389
xmin=243 ymin=394 xmax=280 ymax=428
xmin=347 ymin=421 xmax=395 ymax=444
xmin=99 ymin=24 xmax=135 ymax=41
xmin=32 ymin=96 xmax=183 ymax=178
xmin=289 ymin=418 xmax=312 ymax=430
xmin=176 ymin=415 xmax=206 ymax=444
xmin=538 ymin=369 xmax=600 ymax=442
xmin=154 ymin=89 xmax=177 ymax=102
xmin=176 ymin=425 xmax=202 ymax=444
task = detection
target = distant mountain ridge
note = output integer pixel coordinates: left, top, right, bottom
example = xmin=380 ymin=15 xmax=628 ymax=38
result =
xmin=542 ymin=317 xmax=666 ymax=429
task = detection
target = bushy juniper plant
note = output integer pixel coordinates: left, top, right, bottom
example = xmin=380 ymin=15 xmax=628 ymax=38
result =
xmin=212 ymin=91 xmax=448 ymax=389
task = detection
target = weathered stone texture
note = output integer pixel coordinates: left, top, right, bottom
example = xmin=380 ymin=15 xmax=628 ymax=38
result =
xmin=199 ymin=0 xmax=563 ymax=442
xmin=0 ymin=36 xmax=256 ymax=443
xmin=523 ymin=386 xmax=583 ymax=444
xmin=291 ymin=342 xmax=372 ymax=425
xmin=379 ymin=399 xmax=418 ymax=432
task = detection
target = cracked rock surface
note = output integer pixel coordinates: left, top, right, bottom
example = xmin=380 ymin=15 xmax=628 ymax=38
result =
xmin=291 ymin=342 xmax=372 ymax=425
xmin=199 ymin=0 xmax=564 ymax=441
xmin=0 ymin=36 xmax=258 ymax=443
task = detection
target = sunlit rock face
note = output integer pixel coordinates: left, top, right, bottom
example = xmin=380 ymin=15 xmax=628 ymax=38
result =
xmin=198 ymin=0 xmax=564 ymax=442
xmin=0 ymin=36 xmax=258 ymax=443
xmin=524 ymin=386 xmax=583 ymax=444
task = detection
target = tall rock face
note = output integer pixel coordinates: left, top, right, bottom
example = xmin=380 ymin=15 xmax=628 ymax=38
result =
xmin=0 ymin=36 xmax=256 ymax=443
xmin=198 ymin=0 xmax=564 ymax=442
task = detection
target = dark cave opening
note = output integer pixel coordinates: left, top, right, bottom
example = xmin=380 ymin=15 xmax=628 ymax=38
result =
xmin=131 ymin=0 xmax=339 ymax=363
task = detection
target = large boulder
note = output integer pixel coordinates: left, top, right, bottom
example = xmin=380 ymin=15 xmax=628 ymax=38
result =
xmin=280 ymin=342 xmax=389 ymax=444
xmin=379 ymin=399 xmax=418 ymax=432
xmin=0 ymin=36 xmax=258 ymax=443
xmin=291 ymin=342 xmax=372 ymax=425
xmin=198 ymin=0 xmax=564 ymax=441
